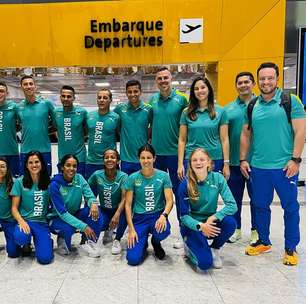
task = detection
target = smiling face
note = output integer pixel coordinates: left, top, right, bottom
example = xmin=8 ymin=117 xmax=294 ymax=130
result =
xmin=156 ymin=69 xmax=172 ymax=95
xmin=0 ymin=160 xmax=7 ymax=182
xmin=190 ymin=149 xmax=211 ymax=177
xmin=62 ymin=157 xmax=77 ymax=182
xmin=104 ymin=150 xmax=119 ymax=170
xmin=60 ymin=89 xmax=75 ymax=109
xmin=21 ymin=77 xmax=36 ymax=100
xmin=258 ymin=67 xmax=278 ymax=96
xmin=26 ymin=155 xmax=42 ymax=176
xmin=236 ymin=75 xmax=255 ymax=98
xmin=194 ymin=79 xmax=209 ymax=102
xmin=139 ymin=150 xmax=155 ymax=170
xmin=126 ymin=85 xmax=141 ymax=106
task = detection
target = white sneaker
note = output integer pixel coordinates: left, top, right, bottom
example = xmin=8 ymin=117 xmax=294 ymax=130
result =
xmin=228 ymin=229 xmax=242 ymax=243
xmin=111 ymin=240 xmax=122 ymax=255
xmin=250 ymin=230 xmax=259 ymax=245
xmin=80 ymin=240 xmax=101 ymax=258
xmin=57 ymin=236 xmax=70 ymax=255
xmin=103 ymin=229 xmax=114 ymax=244
xmin=173 ymin=239 xmax=184 ymax=249
xmin=183 ymin=243 xmax=190 ymax=257
xmin=211 ymin=248 xmax=222 ymax=269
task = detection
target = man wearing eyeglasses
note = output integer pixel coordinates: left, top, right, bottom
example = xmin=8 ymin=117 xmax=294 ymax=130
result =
xmin=240 ymin=62 xmax=306 ymax=266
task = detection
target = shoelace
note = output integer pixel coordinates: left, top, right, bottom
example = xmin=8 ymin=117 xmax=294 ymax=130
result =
xmin=285 ymin=249 xmax=295 ymax=256
xmin=251 ymin=239 xmax=269 ymax=247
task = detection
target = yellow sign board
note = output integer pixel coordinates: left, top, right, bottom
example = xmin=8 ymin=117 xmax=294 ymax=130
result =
xmin=0 ymin=0 xmax=285 ymax=103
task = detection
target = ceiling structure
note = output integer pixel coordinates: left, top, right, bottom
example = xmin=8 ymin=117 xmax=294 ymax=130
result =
xmin=1 ymin=59 xmax=296 ymax=110
xmin=1 ymin=64 xmax=208 ymax=109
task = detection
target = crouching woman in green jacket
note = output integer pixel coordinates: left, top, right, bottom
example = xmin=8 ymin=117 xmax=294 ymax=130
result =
xmin=178 ymin=148 xmax=237 ymax=270
xmin=48 ymin=154 xmax=103 ymax=257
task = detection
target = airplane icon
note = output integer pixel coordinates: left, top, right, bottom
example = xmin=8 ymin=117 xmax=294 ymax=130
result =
xmin=182 ymin=24 xmax=202 ymax=34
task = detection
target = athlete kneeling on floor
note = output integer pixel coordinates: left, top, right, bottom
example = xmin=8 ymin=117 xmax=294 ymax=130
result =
xmin=48 ymin=154 xmax=103 ymax=257
xmin=125 ymin=144 xmax=174 ymax=266
xmin=178 ymin=148 xmax=237 ymax=270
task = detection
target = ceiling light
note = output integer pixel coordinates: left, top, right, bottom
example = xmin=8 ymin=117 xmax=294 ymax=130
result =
xmin=95 ymin=82 xmax=110 ymax=87
xmin=39 ymin=90 xmax=53 ymax=94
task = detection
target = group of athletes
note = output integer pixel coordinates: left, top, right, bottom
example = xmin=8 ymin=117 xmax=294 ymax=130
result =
xmin=0 ymin=62 xmax=305 ymax=270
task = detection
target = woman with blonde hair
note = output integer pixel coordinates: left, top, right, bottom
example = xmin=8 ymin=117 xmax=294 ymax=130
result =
xmin=178 ymin=148 xmax=237 ymax=270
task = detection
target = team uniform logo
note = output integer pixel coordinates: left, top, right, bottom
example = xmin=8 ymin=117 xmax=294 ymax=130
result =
xmin=0 ymin=111 xmax=3 ymax=132
xmin=97 ymin=177 xmax=103 ymax=185
xmin=33 ymin=190 xmax=44 ymax=217
xmin=144 ymin=184 xmax=154 ymax=212
xmin=103 ymin=186 xmax=112 ymax=208
xmin=135 ymin=179 xmax=142 ymax=186
xmin=64 ymin=117 xmax=72 ymax=141
xmin=94 ymin=121 xmax=103 ymax=144
xmin=60 ymin=188 xmax=69 ymax=196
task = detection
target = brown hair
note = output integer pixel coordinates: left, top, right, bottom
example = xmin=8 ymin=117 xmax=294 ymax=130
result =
xmin=187 ymin=148 xmax=213 ymax=201
xmin=188 ymin=76 xmax=216 ymax=121
xmin=0 ymin=157 xmax=13 ymax=195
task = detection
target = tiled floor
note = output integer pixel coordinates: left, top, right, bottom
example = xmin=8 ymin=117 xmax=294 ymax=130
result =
xmin=0 ymin=145 xmax=305 ymax=304
xmin=0 ymin=203 xmax=305 ymax=304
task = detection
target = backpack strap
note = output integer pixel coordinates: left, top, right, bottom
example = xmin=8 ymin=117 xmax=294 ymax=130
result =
xmin=247 ymin=96 xmax=258 ymax=130
xmin=280 ymin=92 xmax=292 ymax=124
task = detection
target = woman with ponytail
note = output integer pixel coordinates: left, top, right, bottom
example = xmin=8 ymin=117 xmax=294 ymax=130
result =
xmin=178 ymin=148 xmax=237 ymax=271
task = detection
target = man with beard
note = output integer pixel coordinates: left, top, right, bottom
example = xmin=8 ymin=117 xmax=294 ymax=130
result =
xmin=240 ymin=62 xmax=306 ymax=266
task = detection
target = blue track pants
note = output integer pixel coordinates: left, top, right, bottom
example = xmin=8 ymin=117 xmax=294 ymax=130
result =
xmin=126 ymin=211 xmax=171 ymax=266
xmin=251 ymin=167 xmax=300 ymax=250
xmin=181 ymin=216 xmax=236 ymax=270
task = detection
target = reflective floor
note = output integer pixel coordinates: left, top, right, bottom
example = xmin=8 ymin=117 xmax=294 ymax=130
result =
xmin=0 ymin=204 xmax=305 ymax=304
xmin=0 ymin=146 xmax=305 ymax=304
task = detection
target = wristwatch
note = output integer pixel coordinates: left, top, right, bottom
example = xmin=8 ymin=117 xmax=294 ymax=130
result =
xmin=196 ymin=224 xmax=201 ymax=231
xmin=162 ymin=213 xmax=168 ymax=219
xmin=291 ymin=157 xmax=302 ymax=164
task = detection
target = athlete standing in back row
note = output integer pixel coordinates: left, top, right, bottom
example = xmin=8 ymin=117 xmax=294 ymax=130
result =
xmin=17 ymin=76 xmax=55 ymax=176
xmin=86 ymin=88 xmax=119 ymax=179
xmin=240 ymin=62 xmax=306 ymax=266
xmin=0 ymin=82 xmax=20 ymax=177
xmin=224 ymin=72 xmax=258 ymax=244
xmin=114 ymin=80 xmax=152 ymax=175
xmin=149 ymin=67 xmax=188 ymax=248
xmin=54 ymin=85 xmax=87 ymax=177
